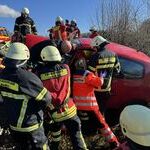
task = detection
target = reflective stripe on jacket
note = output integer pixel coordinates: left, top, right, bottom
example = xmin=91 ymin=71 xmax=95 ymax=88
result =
xmin=39 ymin=64 xmax=76 ymax=122
xmin=52 ymin=25 xmax=67 ymax=41
xmin=73 ymin=70 xmax=103 ymax=111
xmin=88 ymin=48 xmax=120 ymax=92
xmin=0 ymin=67 xmax=51 ymax=132
xmin=14 ymin=16 xmax=37 ymax=36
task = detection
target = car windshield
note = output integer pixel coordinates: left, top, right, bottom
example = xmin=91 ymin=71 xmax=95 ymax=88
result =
xmin=119 ymin=57 xmax=144 ymax=79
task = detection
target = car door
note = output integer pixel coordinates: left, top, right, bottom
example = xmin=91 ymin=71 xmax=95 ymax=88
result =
xmin=106 ymin=56 xmax=145 ymax=109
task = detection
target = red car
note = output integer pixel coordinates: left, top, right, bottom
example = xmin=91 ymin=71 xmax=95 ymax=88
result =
xmin=73 ymin=38 xmax=150 ymax=125
xmin=25 ymin=35 xmax=150 ymax=125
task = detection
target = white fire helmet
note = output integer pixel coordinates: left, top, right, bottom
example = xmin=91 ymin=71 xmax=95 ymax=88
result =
xmin=90 ymin=26 xmax=97 ymax=32
xmin=22 ymin=7 xmax=30 ymax=15
xmin=90 ymin=36 xmax=108 ymax=47
xmin=6 ymin=42 xmax=30 ymax=60
xmin=55 ymin=16 xmax=63 ymax=23
xmin=120 ymin=105 xmax=150 ymax=146
xmin=41 ymin=45 xmax=62 ymax=62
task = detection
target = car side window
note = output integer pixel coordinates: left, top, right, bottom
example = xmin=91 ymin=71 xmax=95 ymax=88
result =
xmin=118 ymin=57 xmax=144 ymax=79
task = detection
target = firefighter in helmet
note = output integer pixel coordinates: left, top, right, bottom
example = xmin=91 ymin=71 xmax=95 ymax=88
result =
xmin=37 ymin=46 xmax=88 ymax=150
xmin=114 ymin=105 xmax=150 ymax=150
xmin=68 ymin=19 xmax=81 ymax=40
xmin=88 ymin=36 xmax=120 ymax=147
xmin=51 ymin=16 xmax=68 ymax=41
xmin=89 ymin=26 xmax=99 ymax=38
xmin=0 ymin=42 xmax=52 ymax=149
xmin=14 ymin=7 xmax=37 ymax=36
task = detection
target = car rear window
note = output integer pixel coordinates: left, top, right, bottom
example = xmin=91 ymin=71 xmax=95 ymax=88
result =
xmin=119 ymin=57 xmax=144 ymax=79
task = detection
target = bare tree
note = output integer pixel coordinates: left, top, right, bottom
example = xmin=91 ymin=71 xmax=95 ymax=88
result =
xmin=92 ymin=0 xmax=150 ymax=54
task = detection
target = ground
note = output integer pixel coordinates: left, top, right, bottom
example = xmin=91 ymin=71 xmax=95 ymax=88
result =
xmin=0 ymin=125 xmax=125 ymax=150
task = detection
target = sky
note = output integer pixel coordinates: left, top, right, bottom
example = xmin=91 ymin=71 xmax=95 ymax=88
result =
xmin=0 ymin=0 xmax=100 ymax=36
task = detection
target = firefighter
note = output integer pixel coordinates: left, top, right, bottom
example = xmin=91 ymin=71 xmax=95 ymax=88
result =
xmin=65 ymin=19 xmax=71 ymax=38
xmin=88 ymin=36 xmax=120 ymax=114
xmin=89 ymin=26 xmax=100 ymax=38
xmin=37 ymin=46 xmax=88 ymax=150
xmin=114 ymin=105 xmax=150 ymax=150
xmin=72 ymin=58 xmax=120 ymax=148
xmin=0 ymin=42 xmax=53 ymax=149
xmin=14 ymin=7 xmax=37 ymax=36
xmin=52 ymin=16 xmax=68 ymax=41
xmin=68 ymin=19 xmax=81 ymax=40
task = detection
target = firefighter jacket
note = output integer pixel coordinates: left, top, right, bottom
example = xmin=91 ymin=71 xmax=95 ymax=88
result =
xmin=38 ymin=63 xmax=77 ymax=122
xmin=68 ymin=25 xmax=81 ymax=39
xmin=52 ymin=25 xmax=67 ymax=41
xmin=72 ymin=70 xmax=103 ymax=111
xmin=14 ymin=15 xmax=37 ymax=36
xmin=88 ymin=47 xmax=120 ymax=92
xmin=0 ymin=67 xmax=52 ymax=132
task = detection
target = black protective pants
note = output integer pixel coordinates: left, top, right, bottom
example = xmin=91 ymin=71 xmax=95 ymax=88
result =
xmin=44 ymin=114 xmax=87 ymax=150
xmin=10 ymin=126 xmax=49 ymax=150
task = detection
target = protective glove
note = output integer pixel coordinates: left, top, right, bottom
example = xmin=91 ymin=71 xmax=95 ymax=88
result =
xmin=100 ymin=71 xmax=107 ymax=78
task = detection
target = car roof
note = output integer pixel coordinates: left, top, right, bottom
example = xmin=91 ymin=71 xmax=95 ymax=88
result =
xmin=106 ymin=42 xmax=150 ymax=63
xmin=76 ymin=38 xmax=150 ymax=63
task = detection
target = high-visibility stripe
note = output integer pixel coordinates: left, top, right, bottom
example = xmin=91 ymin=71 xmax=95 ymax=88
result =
xmin=95 ymin=76 xmax=112 ymax=92
xmin=80 ymin=117 xmax=89 ymax=121
xmin=10 ymin=122 xmax=43 ymax=132
xmin=100 ymin=127 xmax=116 ymax=142
xmin=106 ymin=133 xmax=115 ymax=141
xmin=101 ymin=128 xmax=111 ymax=134
xmin=1 ymin=91 xmax=32 ymax=130
xmin=19 ymin=24 xmax=31 ymax=27
xmin=88 ymin=65 xmax=96 ymax=72
xmin=40 ymin=69 xmax=68 ymax=80
xmin=63 ymin=73 xmax=71 ymax=105
xmin=17 ymin=97 xmax=28 ymax=128
xmin=52 ymin=136 xmax=61 ymax=142
xmin=36 ymin=87 xmax=47 ymax=101
xmin=78 ymin=111 xmax=88 ymax=116
xmin=75 ymin=102 xmax=98 ymax=107
xmin=77 ymin=131 xmax=88 ymax=150
xmin=0 ymin=79 xmax=19 ymax=91
xmin=96 ymin=64 xmax=115 ymax=69
xmin=52 ymin=105 xmax=77 ymax=122
xmin=52 ymin=130 xmax=61 ymax=136
xmin=1 ymin=91 xmax=26 ymax=99
xmin=74 ymin=96 xmax=96 ymax=100
xmin=98 ymin=57 xmax=116 ymax=64
xmin=53 ymin=26 xmax=60 ymax=31
xmin=43 ymin=143 xmax=47 ymax=150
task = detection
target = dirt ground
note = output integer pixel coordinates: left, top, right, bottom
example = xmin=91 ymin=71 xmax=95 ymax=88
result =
xmin=0 ymin=125 xmax=125 ymax=150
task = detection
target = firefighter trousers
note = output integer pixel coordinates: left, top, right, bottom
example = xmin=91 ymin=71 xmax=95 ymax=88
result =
xmin=44 ymin=114 xmax=88 ymax=150
xmin=10 ymin=126 xmax=49 ymax=150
